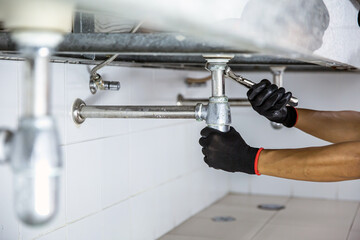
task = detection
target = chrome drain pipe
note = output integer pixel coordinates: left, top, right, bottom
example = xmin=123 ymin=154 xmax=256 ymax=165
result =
xmin=0 ymin=32 xmax=63 ymax=226
xmin=72 ymin=99 xmax=206 ymax=124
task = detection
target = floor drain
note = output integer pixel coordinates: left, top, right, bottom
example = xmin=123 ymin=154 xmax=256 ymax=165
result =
xmin=211 ymin=216 xmax=236 ymax=222
xmin=258 ymin=204 xmax=285 ymax=211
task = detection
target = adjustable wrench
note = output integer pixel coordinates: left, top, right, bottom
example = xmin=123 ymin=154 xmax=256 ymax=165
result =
xmin=224 ymin=66 xmax=298 ymax=107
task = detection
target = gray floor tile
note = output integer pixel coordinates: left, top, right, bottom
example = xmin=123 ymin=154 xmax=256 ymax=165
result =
xmin=252 ymin=223 xmax=348 ymax=240
xmin=196 ymin=204 xmax=275 ymax=222
xmin=350 ymin=205 xmax=360 ymax=231
xmin=348 ymin=230 xmax=360 ymax=240
xmin=217 ymin=194 xmax=289 ymax=208
xmin=158 ymin=194 xmax=360 ymax=240
xmin=168 ymin=217 xmax=265 ymax=240
xmin=158 ymin=235 xmax=217 ymax=240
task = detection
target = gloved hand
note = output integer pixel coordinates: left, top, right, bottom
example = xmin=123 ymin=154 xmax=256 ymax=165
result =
xmin=247 ymin=79 xmax=298 ymax=127
xmin=199 ymin=127 xmax=263 ymax=174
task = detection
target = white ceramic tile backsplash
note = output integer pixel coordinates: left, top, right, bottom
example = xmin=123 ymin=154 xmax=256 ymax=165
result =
xmin=0 ymin=167 xmax=19 ymax=240
xmin=0 ymin=61 xmax=228 ymax=240
xmin=65 ymin=140 xmax=102 ymax=222
xmin=36 ymin=228 xmax=67 ymax=240
xmin=102 ymin=200 xmax=132 ymax=240
xmin=67 ymin=213 xmax=103 ymax=240
xmin=101 ymin=135 xmax=130 ymax=207
xmin=1 ymin=58 xmax=360 ymax=240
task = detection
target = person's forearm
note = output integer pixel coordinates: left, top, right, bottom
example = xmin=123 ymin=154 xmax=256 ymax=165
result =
xmin=258 ymin=141 xmax=360 ymax=182
xmin=295 ymin=109 xmax=360 ymax=143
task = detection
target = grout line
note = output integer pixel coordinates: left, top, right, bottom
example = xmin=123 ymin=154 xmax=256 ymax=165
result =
xmin=346 ymin=202 xmax=360 ymax=240
xmin=32 ymin=226 xmax=67 ymax=240
xmin=63 ymin=63 xmax=69 ymax=240
xmin=249 ymin=196 xmax=292 ymax=240
xmin=102 ymin=166 xmax=205 ymax=212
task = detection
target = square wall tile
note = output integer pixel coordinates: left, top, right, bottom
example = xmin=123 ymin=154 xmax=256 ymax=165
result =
xmin=171 ymin=175 xmax=198 ymax=226
xmin=338 ymin=180 xmax=360 ymax=201
xmin=101 ymin=135 xmax=130 ymax=208
xmin=130 ymin=190 xmax=157 ymax=240
xmin=102 ymin=200 xmax=131 ymax=240
xmin=187 ymin=170 xmax=209 ymax=217
xmin=66 ymin=140 xmax=102 ymax=222
xmin=230 ymin=174 xmax=251 ymax=194
xmin=67 ymin=213 xmax=103 ymax=240
xmin=0 ymin=60 xmax=18 ymax=128
xmin=154 ymin=183 xmax=177 ymax=238
xmin=130 ymin=130 xmax=159 ymax=195
xmin=292 ymin=181 xmax=339 ymax=200
xmin=0 ymin=166 xmax=19 ymax=240
xmin=250 ymin=175 xmax=292 ymax=197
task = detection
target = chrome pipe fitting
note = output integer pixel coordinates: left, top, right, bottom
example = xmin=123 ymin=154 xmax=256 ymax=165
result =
xmin=10 ymin=117 xmax=61 ymax=225
xmin=89 ymin=73 xmax=121 ymax=94
xmin=270 ymin=66 xmax=286 ymax=88
xmin=204 ymin=56 xmax=233 ymax=132
xmin=205 ymin=97 xmax=231 ymax=132
xmin=177 ymin=94 xmax=250 ymax=107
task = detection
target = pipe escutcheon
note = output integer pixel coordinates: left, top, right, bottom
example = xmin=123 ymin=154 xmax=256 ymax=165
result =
xmin=72 ymin=99 xmax=86 ymax=124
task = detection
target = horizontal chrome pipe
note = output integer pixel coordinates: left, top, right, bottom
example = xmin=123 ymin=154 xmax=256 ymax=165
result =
xmin=177 ymin=94 xmax=251 ymax=107
xmin=72 ymin=99 xmax=204 ymax=124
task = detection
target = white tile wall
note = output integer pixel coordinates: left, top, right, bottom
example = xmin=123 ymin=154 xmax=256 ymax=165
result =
xmin=101 ymin=136 xmax=130 ymax=207
xmin=102 ymin=200 xmax=132 ymax=240
xmin=0 ymin=61 xmax=228 ymax=240
xmin=67 ymin=214 xmax=103 ymax=240
xmin=66 ymin=140 xmax=102 ymax=222
xmin=1 ymin=59 xmax=360 ymax=240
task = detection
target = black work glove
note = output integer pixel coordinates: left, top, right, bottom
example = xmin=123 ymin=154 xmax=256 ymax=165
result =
xmin=247 ymin=79 xmax=297 ymax=128
xmin=199 ymin=127 xmax=262 ymax=174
